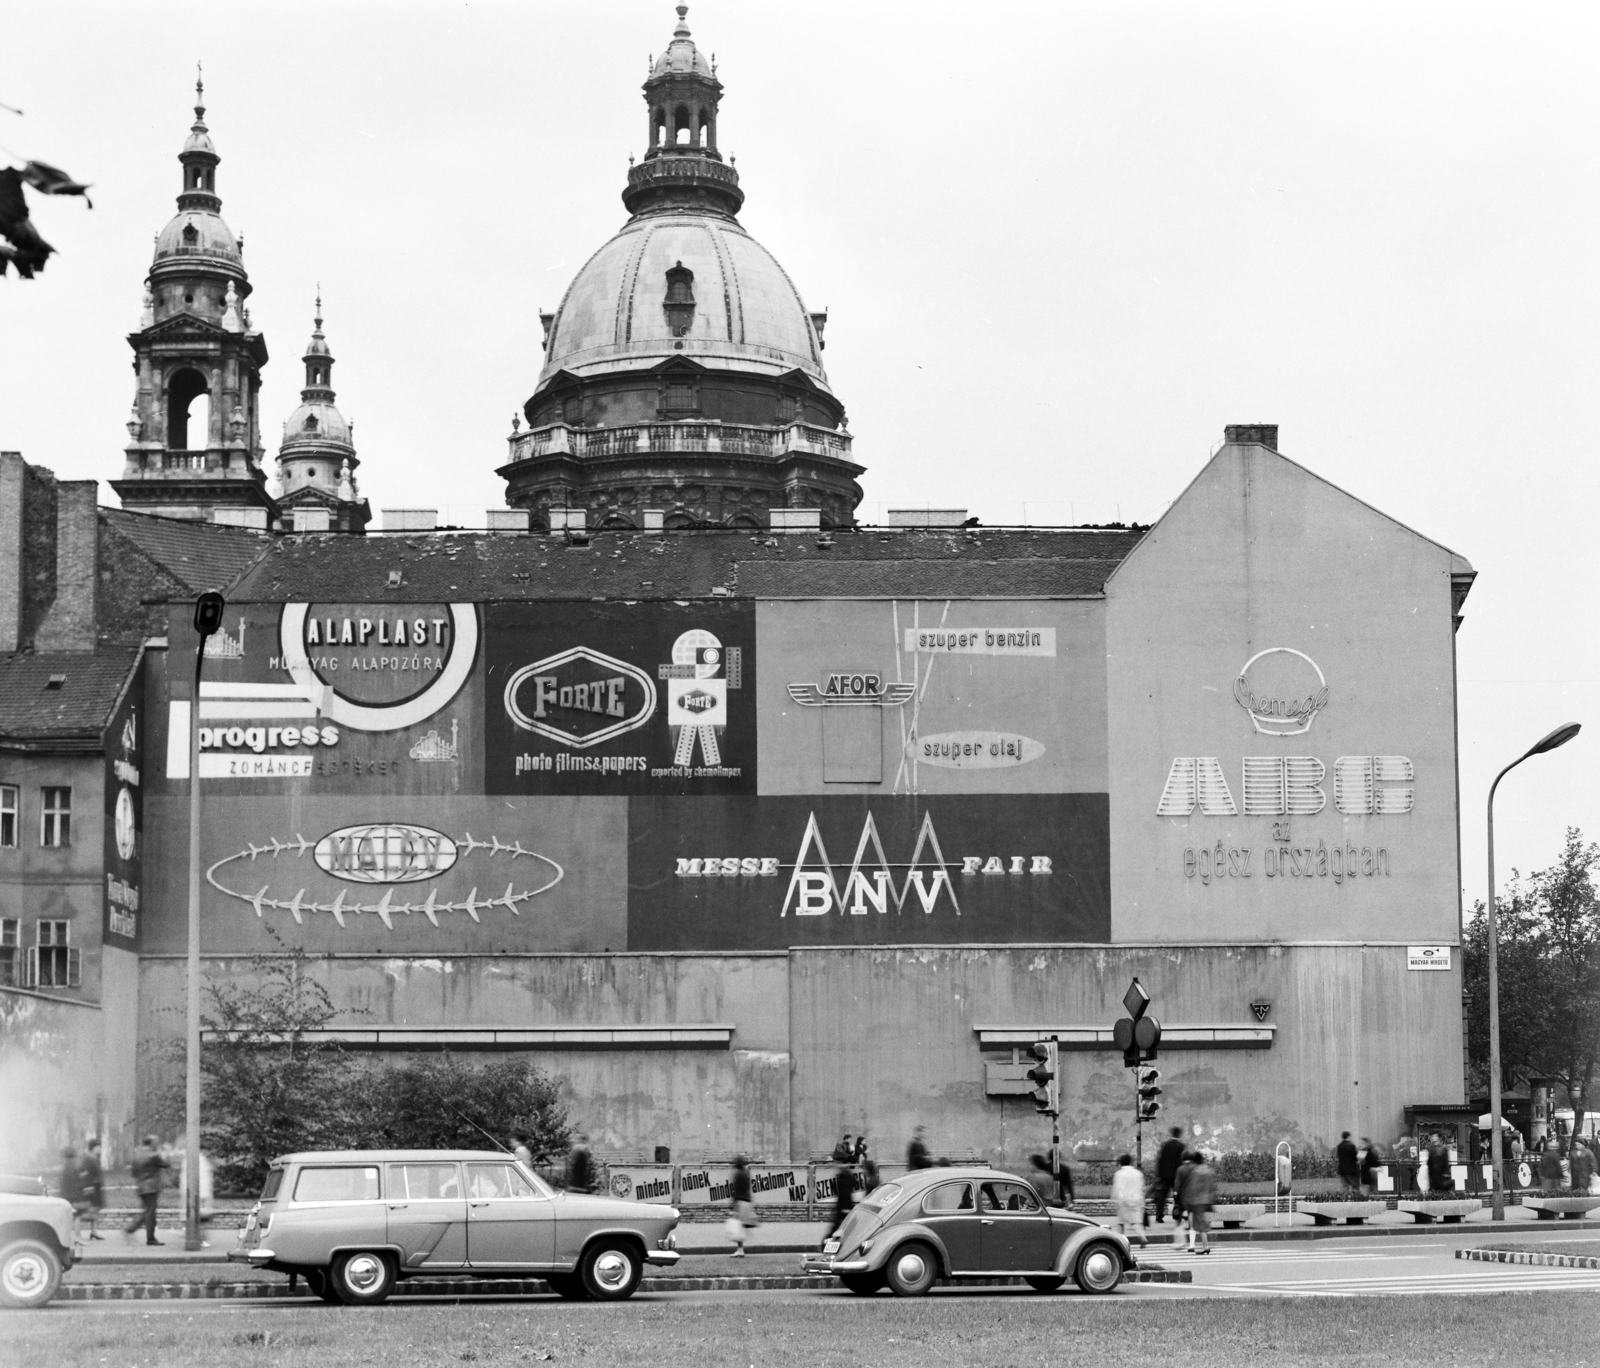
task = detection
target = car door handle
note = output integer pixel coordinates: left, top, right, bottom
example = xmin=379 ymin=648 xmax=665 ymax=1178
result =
xmin=980 ymin=1218 xmax=995 ymax=1225
xmin=469 ymin=1201 xmax=489 ymax=1208
xmin=387 ymin=1203 xmax=408 ymax=1211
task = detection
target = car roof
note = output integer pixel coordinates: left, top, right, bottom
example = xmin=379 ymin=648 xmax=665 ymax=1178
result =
xmin=272 ymin=1149 xmax=521 ymax=1164
xmin=881 ymin=1167 xmax=1023 ymax=1189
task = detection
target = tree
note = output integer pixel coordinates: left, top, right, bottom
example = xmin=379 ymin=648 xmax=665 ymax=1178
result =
xmin=1464 ymin=828 xmax=1600 ymax=1137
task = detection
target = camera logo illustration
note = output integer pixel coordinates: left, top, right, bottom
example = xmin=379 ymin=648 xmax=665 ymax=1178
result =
xmin=659 ymin=630 xmax=741 ymax=766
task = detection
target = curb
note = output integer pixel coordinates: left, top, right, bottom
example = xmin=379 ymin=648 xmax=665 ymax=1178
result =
xmin=1456 ymin=1248 xmax=1600 ymax=1270
xmin=57 ymin=1266 xmax=1189 ymax=1301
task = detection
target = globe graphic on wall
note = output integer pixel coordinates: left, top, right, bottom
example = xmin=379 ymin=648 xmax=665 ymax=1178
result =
xmin=114 ymin=786 xmax=137 ymax=861
xmin=672 ymin=629 xmax=723 ymax=680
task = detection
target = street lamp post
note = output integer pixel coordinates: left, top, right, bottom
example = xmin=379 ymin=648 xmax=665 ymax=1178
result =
xmin=185 ymin=592 xmax=227 ymax=1252
xmin=1486 ymin=721 xmax=1581 ymax=1221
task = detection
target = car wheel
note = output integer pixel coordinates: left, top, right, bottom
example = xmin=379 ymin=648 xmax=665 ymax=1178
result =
xmin=840 ymin=1271 xmax=885 ymax=1295
xmin=1072 ymin=1241 xmax=1123 ymax=1295
xmin=332 ymin=1250 xmax=397 ymax=1306
xmin=304 ymin=1268 xmax=342 ymax=1304
xmin=1025 ymin=1275 xmax=1065 ymax=1293
xmin=884 ymin=1241 xmax=939 ymax=1297
xmin=0 ymin=1239 xmax=62 ymax=1309
xmin=580 ymin=1240 xmax=642 ymax=1301
xmin=545 ymin=1272 xmax=589 ymax=1300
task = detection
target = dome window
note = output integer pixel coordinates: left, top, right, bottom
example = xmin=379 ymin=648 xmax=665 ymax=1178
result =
xmin=182 ymin=223 xmax=198 ymax=246
xmin=663 ymin=262 xmax=695 ymax=337
xmin=304 ymin=414 xmax=318 ymax=431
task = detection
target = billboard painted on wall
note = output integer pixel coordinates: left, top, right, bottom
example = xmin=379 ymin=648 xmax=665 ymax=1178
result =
xmin=485 ymin=602 xmax=756 ymax=795
xmin=162 ymin=602 xmax=482 ymax=794
xmin=102 ymin=667 xmax=143 ymax=950
xmin=627 ymin=795 xmax=1109 ymax=950
xmin=756 ymin=600 xmax=1108 ymax=795
xmin=141 ymin=794 xmax=627 ymax=954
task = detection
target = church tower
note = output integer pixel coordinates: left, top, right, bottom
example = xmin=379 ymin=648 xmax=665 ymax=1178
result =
xmin=112 ymin=78 xmax=275 ymax=528
xmin=499 ymin=4 xmax=863 ymax=530
xmin=274 ymin=298 xmax=370 ymax=533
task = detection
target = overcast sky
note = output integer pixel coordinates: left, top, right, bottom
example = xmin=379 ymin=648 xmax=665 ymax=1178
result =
xmin=1 ymin=1 xmax=1594 ymax=912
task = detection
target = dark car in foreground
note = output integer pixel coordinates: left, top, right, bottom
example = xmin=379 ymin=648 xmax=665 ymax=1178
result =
xmin=228 ymin=1149 xmax=679 ymax=1304
xmin=801 ymin=1167 xmax=1132 ymax=1296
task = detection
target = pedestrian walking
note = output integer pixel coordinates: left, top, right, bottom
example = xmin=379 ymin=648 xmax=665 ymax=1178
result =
xmin=1537 ymin=1141 xmax=1564 ymax=1194
xmin=1178 ymin=1151 xmax=1215 ymax=1254
xmin=1426 ymin=1132 xmax=1454 ymax=1194
xmin=1510 ymin=1130 xmax=1525 ymax=1162
xmin=79 ymin=1138 xmax=105 ymax=1240
xmin=826 ymin=1155 xmax=856 ymax=1236
xmin=123 ymin=1135 xmax=168 ymax=1245
xmin=726 ymin=1154 xmax=756 ymax=1257
xmin=1569 ymin=1137 xmax=1596 ymax=1194
xmin=1359 ymin=1136 xmax=1381 ymax=1195
xmin=1110 ymin=1155 xmax=1148 ymax=1247
xmin=1172 ymin=1150 xmax=1195 ymax=1248
xmin=511 ymin=1132 xmax=533 ymax=1170
xmin=907 ymin=1125 xmax=931 ymax=1170
xmin=59 ymin=1147 xmax=87 ymax=1238
xmin=858 ymin=1141 xmax=880 ymax=1195
xmin=565 ymin=1133 xmax=597 ymax=1194
xmin=1154 ymin=1126 xmax=1185 ymax=1225
xmin=1336 ymin=1132 xmax=1360 ymax=1191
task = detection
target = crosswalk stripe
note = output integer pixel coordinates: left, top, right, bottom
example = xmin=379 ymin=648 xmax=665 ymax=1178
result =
xmin=1225 ymin=1270 xmax=1600 ymax=1298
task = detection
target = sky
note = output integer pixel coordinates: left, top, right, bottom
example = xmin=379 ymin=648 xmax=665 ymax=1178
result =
xmin=0 ymin=1 xmax=1595 ymax=914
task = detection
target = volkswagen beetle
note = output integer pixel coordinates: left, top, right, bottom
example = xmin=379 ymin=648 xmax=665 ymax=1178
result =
xmin=228 ymin=1150 xmax=679 ymax=1305
xmin=800 ymin=1167 xmax=1131 ymax=1296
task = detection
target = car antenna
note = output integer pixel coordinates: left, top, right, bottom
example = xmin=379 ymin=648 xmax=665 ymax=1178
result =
xmin=440 ymin=1098 xmax=515 ymax=1156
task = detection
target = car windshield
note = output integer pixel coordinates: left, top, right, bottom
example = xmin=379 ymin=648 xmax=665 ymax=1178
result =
xmin=858 ymin=1182 xmax=902 ymax=1211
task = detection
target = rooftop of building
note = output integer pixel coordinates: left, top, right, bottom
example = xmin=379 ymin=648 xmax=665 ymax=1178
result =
xmin=101 ymin=506 xmax=272 ymax=593
xmin=0 ymin=646 xmax=142 ymax=745
xmin=218 ymin=525 xmax=1147 ymax=602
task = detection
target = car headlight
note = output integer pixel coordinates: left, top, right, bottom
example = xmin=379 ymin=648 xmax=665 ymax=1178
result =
xmin=658 ymin=1233 xmax=677 ymax=1250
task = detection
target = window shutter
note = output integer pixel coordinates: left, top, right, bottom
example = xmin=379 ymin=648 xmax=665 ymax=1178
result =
xmin=67 ymin=947 xmax=82 ymax=988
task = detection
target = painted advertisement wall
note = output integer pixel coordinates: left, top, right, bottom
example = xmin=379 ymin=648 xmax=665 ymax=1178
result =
xmin=1105 ymin=444 xmax=1467 ymax=944
xmin=627 ymin=795 xmax=1109 ymax=950
xmin=102 ymin=669 xmax=143 ymax=951
xmin=756 ymin=600 xmax=1107 ymax=795
xmin=484 ymin=602 xmax=755 ymax=795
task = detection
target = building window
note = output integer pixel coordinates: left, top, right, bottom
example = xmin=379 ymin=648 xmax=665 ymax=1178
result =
xmin=27 ymin=920 xmax=80 ymax=990
xmin=0 ymin=919 xmax=17 ymax=986
xmin=663 ymin=262 xmax=696 ymax=337
xmin=665 ymin=383 xmax=695 ymax=412
xmin=0 ymin=785 xmax=16 ymax=847
xmin=40 ymin=787 xmax=71 ymax=847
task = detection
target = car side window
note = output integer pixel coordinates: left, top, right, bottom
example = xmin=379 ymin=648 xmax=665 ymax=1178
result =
xmin=293 ymin=1166 xmax=380 ymax=1203
xmin=467 ymin=1163 xmax=537 ymax=1199
xmin=921 ymin=1182 xmax=974 ymax=1214
xmin=388 ymin=1162 xmax=462 ymax=1200
xmin=984 ymin=1182 xmax=1042 ymax=1213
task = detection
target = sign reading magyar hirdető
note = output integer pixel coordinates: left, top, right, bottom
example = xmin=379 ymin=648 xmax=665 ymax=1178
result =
xmin=485 ymin=602 xmax=755 ymax=794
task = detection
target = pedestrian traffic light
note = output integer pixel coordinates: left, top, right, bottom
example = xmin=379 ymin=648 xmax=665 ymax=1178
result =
xmin=1138 ymin=1067 xmax=1163 ymax=1122
xmin=194 ymin=591 xmax=227 ymax=638
xmin=1026 ymin=1038 xmax=1060 ymax=1116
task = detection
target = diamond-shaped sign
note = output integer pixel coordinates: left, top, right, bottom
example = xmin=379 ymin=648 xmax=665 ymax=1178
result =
xmin=1123 ymin=977 xmax=1150 ymax=1021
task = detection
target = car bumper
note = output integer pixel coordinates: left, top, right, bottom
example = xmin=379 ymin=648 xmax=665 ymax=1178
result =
xmin=644 ymin=1249 xmax=680 ymax=1266
xmin=227 ymin=1247 xmax=275 ymax=1265
xmin=800 ymin=1254 xmax=870 ymax=1276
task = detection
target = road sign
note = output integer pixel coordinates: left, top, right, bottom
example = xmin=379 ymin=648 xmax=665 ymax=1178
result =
xmin=1123 ymin=978 xmax=1150 ymax=1021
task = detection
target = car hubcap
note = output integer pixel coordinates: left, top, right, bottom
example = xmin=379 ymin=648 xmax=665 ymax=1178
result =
xmin=1083 ymin=1250 xmax=1117 ymax=1288
xmin=4 ymin=1255 xmax=45 ymax=1296
xmin=593 ymin=1250 xmax=633 ymax=1292
xmin=344 ymin=1254 xmax=385 ymax=1293
xmin=895 ymin=1251 xmax=927 ymax=1285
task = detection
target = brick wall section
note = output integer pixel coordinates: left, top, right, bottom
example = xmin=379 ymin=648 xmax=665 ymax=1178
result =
xmin=36 ymin=479 xmax=99 ymax=652
xmin=0 ymin=452 xmax=23 ymax=651
xmin=19 ymin=464 xmax=60 ymax=651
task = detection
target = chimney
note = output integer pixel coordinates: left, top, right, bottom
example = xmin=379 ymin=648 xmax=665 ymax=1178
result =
xmin=770 ymin=508 xmax=822 ymax=535
xmin=486 ymin=509 xmax=530 ymax=532
xmin=1224 ymin=424 xmax=1279 ymax=450
xmin=382 ymin=509 xmax=437 ymax=532
xmin=35 ymin=479 xmax=99 ymax=652
xmin=0 ymin=453 xmax=23 ymax=652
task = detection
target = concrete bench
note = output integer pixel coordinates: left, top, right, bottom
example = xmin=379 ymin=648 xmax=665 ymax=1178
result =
xmin=1210 ymin=1203 xmax=1266 ymax=1229
xmin=1523 ymin=1196 xmax=1600 ymax=1220
xmin=1298 ymin=1201 xmax=1388 ymax=1227
xmin=1398 ymin=1199 xmax=1481 ymax=1224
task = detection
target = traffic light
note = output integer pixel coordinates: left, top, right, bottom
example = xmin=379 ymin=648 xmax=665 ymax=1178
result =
xmin=1026 ymin=1038 xmax=1060 ymax=1116
xmin=1134 ymin=1014 xmax=1161 ymax=1062
xmin=194 ymin=592 xmax=227 ymax=638
xmin=1137 ymin=1067 xmax=1163 ymax=1122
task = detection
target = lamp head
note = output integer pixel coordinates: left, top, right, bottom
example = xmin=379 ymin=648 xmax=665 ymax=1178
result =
xmin=1528 ymin=722 xmax=1581 ymax=757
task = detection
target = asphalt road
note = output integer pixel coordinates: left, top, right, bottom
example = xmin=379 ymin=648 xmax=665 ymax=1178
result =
xmin=21 ymin=1228 xmax=1600 ymax=1314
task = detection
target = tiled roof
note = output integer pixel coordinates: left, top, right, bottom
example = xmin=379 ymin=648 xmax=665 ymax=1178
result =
xmin=100 ymin=508 xmax=272 ymax=593
xmin=222 ymin=528 xmax=1146 ymax=602
xmin=0 ymin=648 xmax=141 ymax=743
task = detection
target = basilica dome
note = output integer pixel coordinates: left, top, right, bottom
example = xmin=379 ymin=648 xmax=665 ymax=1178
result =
xmin=539 ymin=215 xmax=829 ymax=390
xmin=153 ymin=210 xmax=241 ymax=266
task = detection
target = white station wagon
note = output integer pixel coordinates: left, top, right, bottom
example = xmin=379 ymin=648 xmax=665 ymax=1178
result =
xmin=229 ymin=1149 xmax=680 ymax=1304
